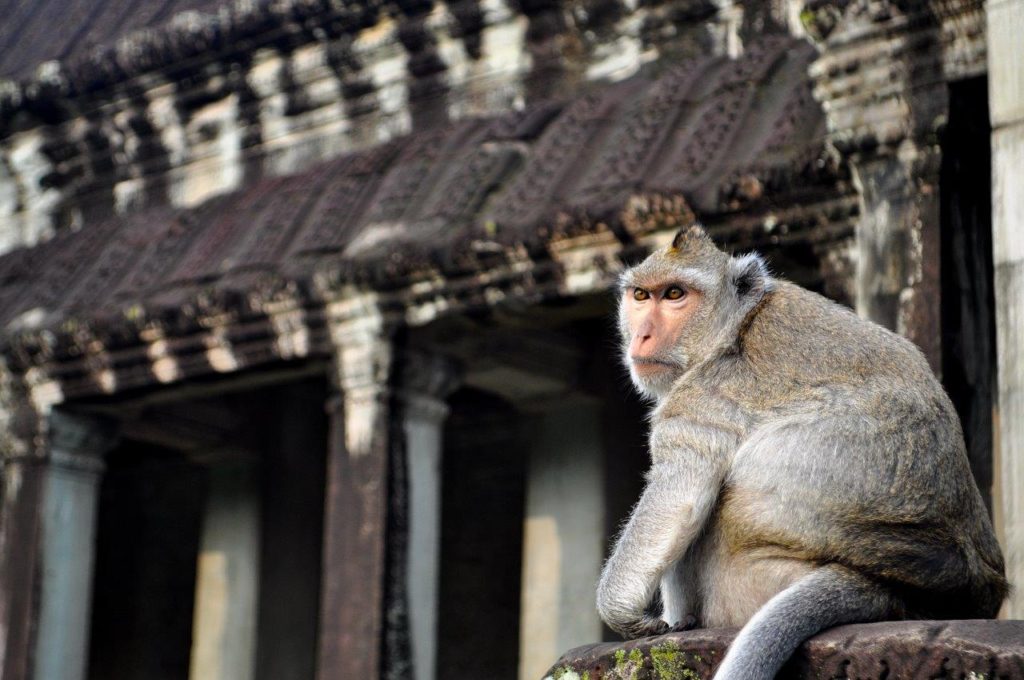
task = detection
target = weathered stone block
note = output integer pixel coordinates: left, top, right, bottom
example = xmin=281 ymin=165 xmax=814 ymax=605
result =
xmin=543 ymin=621 xmax=1024 ymax=680
xmin=988 ymin=0 xmax=1024 ymax=127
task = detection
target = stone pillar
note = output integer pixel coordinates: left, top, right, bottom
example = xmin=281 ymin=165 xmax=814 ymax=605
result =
xmin=805 ymin=1 xmax=948 ymax=371
xmin=518 ymin=399 xmax=605 ymax=680
xmin=32 ymin=411 xmax=117 ymax=680
xmin=988 ymin=0 xmax=1024 ymax=619
xmin=0 ymin=423 xmax=46 ymax=680
xmin=848 ymin=149 xmax=943 ymax=368
xmin=399 ymin=354 xmax=458 ymax=680
xmin=188 ymin=459 xmax=262 ymax=680
xmin=317 ymin=308 xmax=396 ymax=680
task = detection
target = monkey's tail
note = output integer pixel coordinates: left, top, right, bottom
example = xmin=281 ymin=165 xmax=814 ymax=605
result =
xmin=711 ymin=565 xmax=893 ymax=680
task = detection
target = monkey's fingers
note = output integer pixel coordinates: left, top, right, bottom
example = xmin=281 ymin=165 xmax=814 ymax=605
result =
xmin=670 ymin=614 xmax=700 ymax=632
xmin=624 ymin=616 xmax=670 ymax=639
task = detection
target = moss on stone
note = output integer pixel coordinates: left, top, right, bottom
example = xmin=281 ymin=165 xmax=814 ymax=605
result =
xmin=612 ymin=647 xmax=646 ymax=679
xmin=650 ymin=641 xmax=703 ymax=680
xmin=548 ymin=663 xmax=598 ymax=680
xmin=550 ymin=666 xmax=581 ymax=680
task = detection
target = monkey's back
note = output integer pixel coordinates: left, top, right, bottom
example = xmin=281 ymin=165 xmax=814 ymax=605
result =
xmin=710 ymin=282 xmax=1007 ymax=619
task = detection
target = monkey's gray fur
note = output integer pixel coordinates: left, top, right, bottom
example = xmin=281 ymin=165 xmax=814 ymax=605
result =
xmin=597 ymin=226 xmax=1007 ymax=680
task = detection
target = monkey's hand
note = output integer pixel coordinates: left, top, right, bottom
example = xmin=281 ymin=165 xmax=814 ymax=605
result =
xmin=670 ymin=614 xmax=700 ymax=632
xmin=621 ymin=616 xmax=670 ymax=639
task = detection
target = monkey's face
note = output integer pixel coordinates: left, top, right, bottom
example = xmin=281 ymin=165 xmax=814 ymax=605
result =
xmin=618 ymin=248 xmax=721 ymax=401
xmin=616 ymin=225 xmax=770 ymax=402
xmin=620 ymin=278 xmax=703 ymax=399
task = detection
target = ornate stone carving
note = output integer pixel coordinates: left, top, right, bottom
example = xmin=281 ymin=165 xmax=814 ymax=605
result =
xmin=326 ymin=291 xmax=395 ymax=456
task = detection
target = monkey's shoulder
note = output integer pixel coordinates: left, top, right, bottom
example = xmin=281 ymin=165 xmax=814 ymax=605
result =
xmin=741 ymin=281 xmax=936 ymax=387
xmin=658 ymin=281 xmax=948 ymax=423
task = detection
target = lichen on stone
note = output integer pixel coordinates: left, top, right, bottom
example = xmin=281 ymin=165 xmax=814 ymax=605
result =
xmin=651 ymin=640 xmax=705 ymax=680
xmin=547 ymin=665 xmax=593 ymax=680
xmin=611 ymin=647 xmax=646 ymax=680
xmin=547 ymin=668 xmax=581 ymax=680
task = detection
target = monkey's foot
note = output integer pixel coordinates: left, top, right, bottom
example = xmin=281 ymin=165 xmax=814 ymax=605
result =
xmin=624 ymin=616 xmax=670 ymax=638
xmin=670 ymin=614 xmax=700 ymax=632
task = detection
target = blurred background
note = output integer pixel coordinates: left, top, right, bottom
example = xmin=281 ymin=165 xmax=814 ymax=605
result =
xmin=0 ymin=0 xmax=1020 ymax=679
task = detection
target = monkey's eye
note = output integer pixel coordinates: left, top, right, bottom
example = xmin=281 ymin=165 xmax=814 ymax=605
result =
xmin=664 ymin=286 xmax=686 ymax=301
xmin=632 ymin=288 xmax=650 ymax=301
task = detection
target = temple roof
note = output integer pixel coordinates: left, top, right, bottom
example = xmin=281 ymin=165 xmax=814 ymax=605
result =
xmin=0 ymin=0 xmax=230 ymax=82
xmin=0 ymin=34 xmax=856 ymax=396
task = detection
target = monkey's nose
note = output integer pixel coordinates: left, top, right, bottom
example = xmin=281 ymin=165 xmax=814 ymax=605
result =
xmin=631 ymin=334 xmax=654 ymax=358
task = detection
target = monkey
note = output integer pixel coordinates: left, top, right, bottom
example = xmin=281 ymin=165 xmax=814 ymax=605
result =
xmin=596 ymin=225 xmax=1007 ymax=680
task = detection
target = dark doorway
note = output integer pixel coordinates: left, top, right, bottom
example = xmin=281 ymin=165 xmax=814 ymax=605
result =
xmin=86 ymin=376 xmax=329 ymax=679
xmin=939 ymin=76 xmax=996 ymax=511
xmin=436 ymin=388 xmax=527 ymax=680
xmin=253 ymin=379 xmax=329 ymax=680
xmin=87 ymin=443 xmax=206 ymax=680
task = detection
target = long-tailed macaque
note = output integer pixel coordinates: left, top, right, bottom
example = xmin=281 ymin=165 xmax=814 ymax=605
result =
xmin=597 ymin=226 xmax=1007 ymax=680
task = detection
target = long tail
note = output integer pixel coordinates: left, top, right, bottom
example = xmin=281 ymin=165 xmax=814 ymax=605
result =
xmin=712 ymin=565 xmax=893 ymax=680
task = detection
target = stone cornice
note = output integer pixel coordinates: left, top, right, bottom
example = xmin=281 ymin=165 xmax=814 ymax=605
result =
xmin=0 ymin=208 xmax=857 ymax=405
xmin=804 ymin=0 xmax=985 ymax=155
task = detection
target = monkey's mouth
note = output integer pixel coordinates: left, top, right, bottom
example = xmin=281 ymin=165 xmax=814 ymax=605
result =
xmin=631 ymin=358 xmax=681 ymax=374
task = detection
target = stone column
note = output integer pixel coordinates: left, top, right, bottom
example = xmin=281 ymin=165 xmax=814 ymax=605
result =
xmin=518 ymin=399 xmax=605 ymax=680
xmin=188 ymin=459 xmax=262 ymax=680
xmin=988 ymin=0 xmax=1024 ymax=618
xmin=399 ymin=354 xmax=458 ymax=680
xmin=317 ymin=306 xmax=396 ymax=680
xmin=0 ymin=387 xmax=45 ymax=680
xmin=805 ymin=1 xmax=948 ymax=371
xmin=849 ymin=149 xmax=943 ymax=367
xmin=32 ymin=411 xmax=117 ymax=680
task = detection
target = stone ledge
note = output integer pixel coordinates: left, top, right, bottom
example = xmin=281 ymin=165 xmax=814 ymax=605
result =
xmin=544 ymin=621 xmax=1024 ymax=680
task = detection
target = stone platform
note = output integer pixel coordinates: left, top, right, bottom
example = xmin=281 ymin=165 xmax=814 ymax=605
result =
xmin=544 ymin=621 xmax=1024 ymax=680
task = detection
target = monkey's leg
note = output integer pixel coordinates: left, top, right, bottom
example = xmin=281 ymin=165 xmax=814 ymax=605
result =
xmin=597 ymin=457 xmax=723 ymax=638
xmin=661 ymin=559 xmax=700 ymax=630
xmin=660 ymin=565 xmax=687 ymax=626
xmin=711 ymin=565 xmax=892 ymax=680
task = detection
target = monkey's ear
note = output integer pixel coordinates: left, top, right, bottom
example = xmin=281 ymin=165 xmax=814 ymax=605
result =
xmin=728 ymin=252 xmax=771 ymax=302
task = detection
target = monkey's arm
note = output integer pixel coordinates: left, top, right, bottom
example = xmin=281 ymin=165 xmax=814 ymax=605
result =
xmin=597 ymin=417 xmax=732 ymax=638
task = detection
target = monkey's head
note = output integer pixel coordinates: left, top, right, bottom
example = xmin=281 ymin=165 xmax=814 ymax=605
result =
xmin=617 ymin=225 xmax=772 ymax=401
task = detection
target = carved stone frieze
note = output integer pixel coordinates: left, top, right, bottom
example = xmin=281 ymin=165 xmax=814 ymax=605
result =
xmin=0 ymin=0 xmax=832 ymax=257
